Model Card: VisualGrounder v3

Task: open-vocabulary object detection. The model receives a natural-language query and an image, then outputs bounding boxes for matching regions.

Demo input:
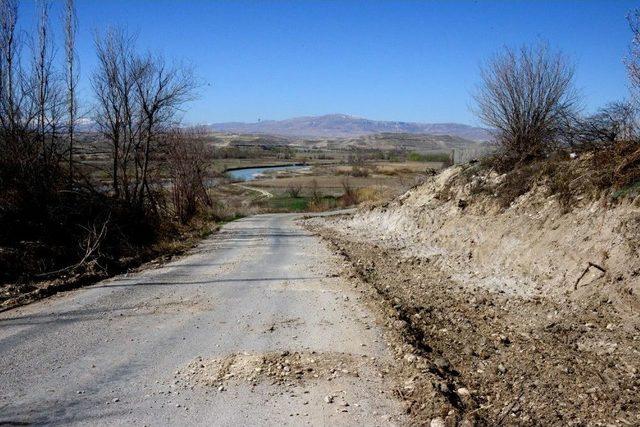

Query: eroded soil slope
[307,164,640,425]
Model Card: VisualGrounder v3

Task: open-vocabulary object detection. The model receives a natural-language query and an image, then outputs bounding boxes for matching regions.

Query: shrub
[308,196,338,212]
[350,165,370,177]
[286,184,303,198]
[310,179,322,205]
[165,130,214,224]
[340,178,359,206]
[474,44,578,165]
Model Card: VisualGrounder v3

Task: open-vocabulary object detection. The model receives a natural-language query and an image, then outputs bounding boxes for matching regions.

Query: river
[226,164,308,181]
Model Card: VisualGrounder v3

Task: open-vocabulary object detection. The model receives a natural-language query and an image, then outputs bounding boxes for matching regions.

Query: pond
[226,164,308,181]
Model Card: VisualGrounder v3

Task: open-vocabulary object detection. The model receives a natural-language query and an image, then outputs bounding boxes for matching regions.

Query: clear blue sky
[16,0,639,125]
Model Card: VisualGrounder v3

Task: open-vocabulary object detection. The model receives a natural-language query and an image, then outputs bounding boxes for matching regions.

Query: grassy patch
[408,152,452,163]
[263,194,341,213]
[268,196,309,212]
[612,180,640,199]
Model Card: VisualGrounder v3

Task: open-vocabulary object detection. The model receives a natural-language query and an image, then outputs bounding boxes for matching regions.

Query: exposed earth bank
[305,163,640,425]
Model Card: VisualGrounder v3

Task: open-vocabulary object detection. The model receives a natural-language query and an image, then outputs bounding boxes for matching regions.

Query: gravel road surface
[0,213,404,426]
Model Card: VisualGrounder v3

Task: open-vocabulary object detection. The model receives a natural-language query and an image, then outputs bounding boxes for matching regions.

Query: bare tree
[0,0,18,134]
[473,44,578,162]
[164,128,212,223]
[92,27,197,210]
[341,178,358,206]
[65,0,77,182]
[626,10,640,103]
[35,0,50,147]
[92,28,138,201]
[46,76,65,144]
[0,0,40,168]
[310,179,322,204]
[132,53,197,206]
[32,0,64,164]
[0,0,35,140]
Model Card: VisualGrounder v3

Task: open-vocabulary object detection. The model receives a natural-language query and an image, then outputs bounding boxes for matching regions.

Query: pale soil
[305,165,640,425]
[231,183,274,199]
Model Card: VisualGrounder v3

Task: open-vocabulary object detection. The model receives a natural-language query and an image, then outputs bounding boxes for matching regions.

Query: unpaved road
[0,213,404,426]
[232,183,273,199]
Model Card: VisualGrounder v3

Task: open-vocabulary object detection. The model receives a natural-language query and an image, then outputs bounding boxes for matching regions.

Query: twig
[574,262,607,290]
[34,213,110,278]
[495,389,525,426]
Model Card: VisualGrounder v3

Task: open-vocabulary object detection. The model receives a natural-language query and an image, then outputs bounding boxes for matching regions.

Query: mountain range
[207,114,492,141]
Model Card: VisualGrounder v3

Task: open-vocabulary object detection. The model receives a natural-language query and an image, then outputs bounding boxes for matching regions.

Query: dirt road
[232,183,274,199]
[0,213,404,426]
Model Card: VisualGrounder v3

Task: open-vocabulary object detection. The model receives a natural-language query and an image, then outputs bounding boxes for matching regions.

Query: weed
[340,178,359,206]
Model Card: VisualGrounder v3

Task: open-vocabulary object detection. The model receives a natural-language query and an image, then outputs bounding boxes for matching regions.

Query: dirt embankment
[306,163,640,425]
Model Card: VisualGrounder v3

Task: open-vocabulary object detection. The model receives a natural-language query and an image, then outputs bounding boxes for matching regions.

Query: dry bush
[484,153,586,210]
[474,44,578,165]
[377,169,398,176]
[340,178,359,206]
[286,184,302,198]
[567,102,638,148]
[356,186,385,203]
[209,200,246,222]
[495,164,537,208]
[350,165,370,177]
[307,179,339,212]
[0,189,162,283]
[484,151,624,211]
[164,129,213,224]
[608,141,640,188]
[310,179,322,204]
[538,156,583,212]
[308,198,337,212]
[378,167,413,177]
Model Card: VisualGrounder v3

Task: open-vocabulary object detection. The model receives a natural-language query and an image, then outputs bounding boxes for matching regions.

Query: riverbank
[223,162,308,172]
[225,163,311,181]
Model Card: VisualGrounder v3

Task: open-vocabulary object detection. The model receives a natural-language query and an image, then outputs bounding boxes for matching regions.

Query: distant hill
[207,114,492,141]
[333,132,484,152]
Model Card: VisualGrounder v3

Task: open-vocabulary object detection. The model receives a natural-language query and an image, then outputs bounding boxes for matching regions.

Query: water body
[226,164,307,181]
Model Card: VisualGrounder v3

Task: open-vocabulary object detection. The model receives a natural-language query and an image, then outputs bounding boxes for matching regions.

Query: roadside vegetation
[465,36,640,210]
[0,0,224,308]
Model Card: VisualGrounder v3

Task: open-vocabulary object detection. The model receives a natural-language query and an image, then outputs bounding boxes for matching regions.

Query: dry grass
[307,198,338,212]
[356,186,388,203]
[461,145,640,211]
[336,161,442,175]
